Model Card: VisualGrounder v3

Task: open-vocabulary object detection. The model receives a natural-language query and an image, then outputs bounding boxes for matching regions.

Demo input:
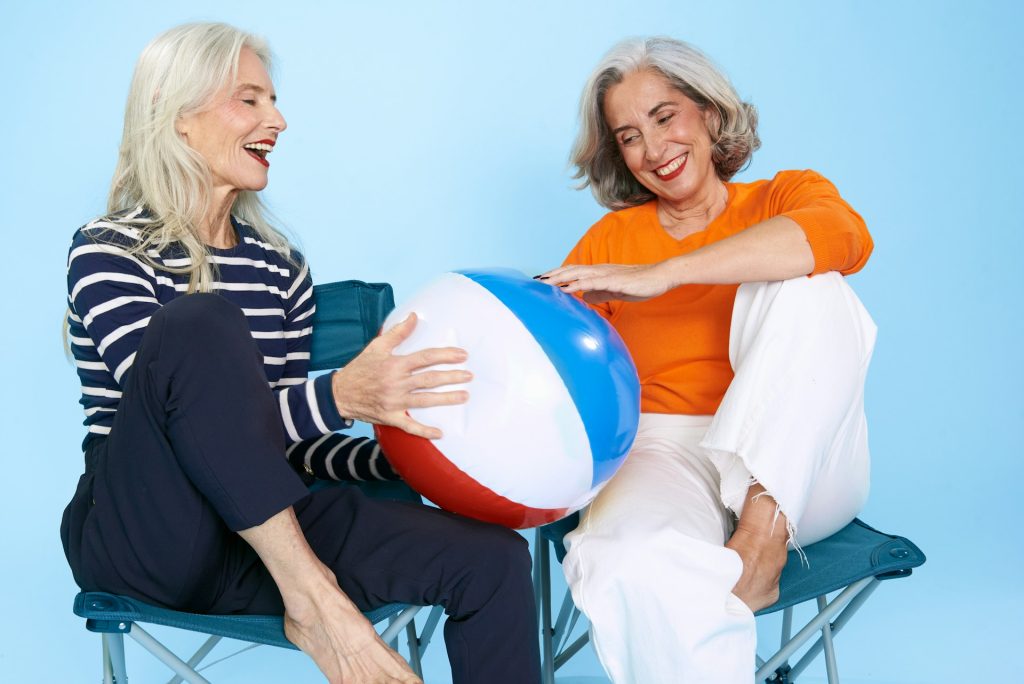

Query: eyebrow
[235,83,277,101]
[610,100,677,135]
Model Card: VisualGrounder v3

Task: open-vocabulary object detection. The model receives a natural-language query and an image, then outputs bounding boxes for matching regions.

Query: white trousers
[562,272,877,684]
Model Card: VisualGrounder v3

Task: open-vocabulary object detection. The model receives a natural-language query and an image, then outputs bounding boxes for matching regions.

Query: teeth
[656,154,686,177]
[243,142,273,153]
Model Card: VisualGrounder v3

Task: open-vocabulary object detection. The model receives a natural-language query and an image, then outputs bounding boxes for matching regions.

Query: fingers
[406,388,469,408]
[394,415,443,440]
[537,265,620,295]
[386,389,468,440]
[536,265,584,286]
[377,313,418,351]
[403,346,468,371]
[536,263,590,281]
[409,369,473,390]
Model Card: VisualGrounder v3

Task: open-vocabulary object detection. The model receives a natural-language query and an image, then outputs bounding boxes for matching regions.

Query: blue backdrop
[3,1,1020,682]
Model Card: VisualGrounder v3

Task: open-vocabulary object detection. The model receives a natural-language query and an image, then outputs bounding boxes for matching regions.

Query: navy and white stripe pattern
[67,207,399,482]
[287,434,399,481]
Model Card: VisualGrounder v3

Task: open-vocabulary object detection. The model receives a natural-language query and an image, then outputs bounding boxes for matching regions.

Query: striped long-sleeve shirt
[67,207,398,482]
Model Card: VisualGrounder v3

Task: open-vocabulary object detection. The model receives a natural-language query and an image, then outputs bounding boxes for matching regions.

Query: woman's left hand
[537,262,672,304]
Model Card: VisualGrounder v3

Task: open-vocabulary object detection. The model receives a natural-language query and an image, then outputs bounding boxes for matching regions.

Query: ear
[174,112,192,140]
[702,106,722,139]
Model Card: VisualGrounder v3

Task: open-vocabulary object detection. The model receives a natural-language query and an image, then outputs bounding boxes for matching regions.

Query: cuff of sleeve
[783,209,837,276]
[314,372,353,432]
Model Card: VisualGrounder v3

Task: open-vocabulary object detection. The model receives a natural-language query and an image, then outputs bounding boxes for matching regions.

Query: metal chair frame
[76,591,444,684]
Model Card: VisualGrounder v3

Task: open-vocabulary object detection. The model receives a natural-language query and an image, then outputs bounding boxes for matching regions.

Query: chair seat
[536,515,926,683]
[74,591,411,651]
[760,518,926,615]
[540,515,926,614]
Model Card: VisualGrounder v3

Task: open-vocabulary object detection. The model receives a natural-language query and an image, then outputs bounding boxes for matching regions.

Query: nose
[266,103,287,134]
[644,130,666,163]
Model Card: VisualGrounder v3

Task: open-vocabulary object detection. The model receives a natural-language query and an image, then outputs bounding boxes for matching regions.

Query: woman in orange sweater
[540,37,876,683]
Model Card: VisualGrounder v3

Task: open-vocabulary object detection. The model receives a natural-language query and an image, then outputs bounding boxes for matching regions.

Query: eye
[657,113,674,125]
[619,132,640,146]
[242,98,257,106]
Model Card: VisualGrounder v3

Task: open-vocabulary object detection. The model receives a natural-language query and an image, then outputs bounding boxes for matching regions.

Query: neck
[656,180,729,240]
[200,188,240,249]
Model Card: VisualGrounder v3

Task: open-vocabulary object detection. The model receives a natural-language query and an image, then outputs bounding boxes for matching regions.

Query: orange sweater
[563,169,872,416]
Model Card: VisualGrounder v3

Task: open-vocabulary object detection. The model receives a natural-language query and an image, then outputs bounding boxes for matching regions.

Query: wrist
[330,369,354,421]
[657,256,688,290]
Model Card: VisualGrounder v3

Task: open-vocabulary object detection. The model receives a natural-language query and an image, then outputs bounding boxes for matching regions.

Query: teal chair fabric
[535,515,925,684]
[308,279,395,372]
[71,280,444,684]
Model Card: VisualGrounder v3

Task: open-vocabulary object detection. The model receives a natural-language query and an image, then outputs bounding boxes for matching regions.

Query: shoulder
[729,170,843,209]
[72,206,152,250]
[68,207,161,277]
[733,168,827,192]
[584,201,658,241]
[765,170,840,197]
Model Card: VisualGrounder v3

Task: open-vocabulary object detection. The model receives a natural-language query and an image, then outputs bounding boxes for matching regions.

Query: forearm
[288,434,401,482]
[660,216,815,287]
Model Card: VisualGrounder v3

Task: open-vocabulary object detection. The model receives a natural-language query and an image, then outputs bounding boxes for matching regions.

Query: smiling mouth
[655,153,688,180]
[243,141,273,168]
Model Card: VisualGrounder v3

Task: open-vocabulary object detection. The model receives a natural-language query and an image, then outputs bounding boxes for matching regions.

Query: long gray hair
[571,37,760,210]
[109,22,294,291]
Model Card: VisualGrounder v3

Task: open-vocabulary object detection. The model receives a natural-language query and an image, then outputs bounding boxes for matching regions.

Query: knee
[151,294,251,351]
[156,293,245,329]
[452,524,533,599]
[565,528,660,593]
[469,525,532,578]
[567,527,728,599]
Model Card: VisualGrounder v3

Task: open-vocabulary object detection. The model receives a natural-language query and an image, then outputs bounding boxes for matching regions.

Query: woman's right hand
[330,313,471,439]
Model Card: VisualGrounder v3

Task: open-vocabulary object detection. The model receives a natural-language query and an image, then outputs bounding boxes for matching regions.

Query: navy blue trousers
[61,294,540,683]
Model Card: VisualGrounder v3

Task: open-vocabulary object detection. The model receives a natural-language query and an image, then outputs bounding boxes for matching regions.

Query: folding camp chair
[72,280,444,683]
[535,514,925,684]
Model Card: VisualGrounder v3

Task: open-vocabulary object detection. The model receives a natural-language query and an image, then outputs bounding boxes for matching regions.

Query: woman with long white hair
[62,22,540,683]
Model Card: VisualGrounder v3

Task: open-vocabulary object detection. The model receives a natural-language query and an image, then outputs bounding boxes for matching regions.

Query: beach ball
[374,268,640,528]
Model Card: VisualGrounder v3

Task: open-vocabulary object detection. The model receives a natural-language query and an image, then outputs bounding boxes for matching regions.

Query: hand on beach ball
[374,268,640,528]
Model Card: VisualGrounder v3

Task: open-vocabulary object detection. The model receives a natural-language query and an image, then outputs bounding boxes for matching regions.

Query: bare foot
[725,524,789,612]
[724,483,790,612]
[237,508,422,682]
[283,594,422,684]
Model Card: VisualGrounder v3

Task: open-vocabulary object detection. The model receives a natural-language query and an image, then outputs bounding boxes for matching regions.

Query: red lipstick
[655,153,687,181]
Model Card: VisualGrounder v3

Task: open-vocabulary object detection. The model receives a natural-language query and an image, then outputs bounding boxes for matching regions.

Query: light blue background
[3,1,1020,682]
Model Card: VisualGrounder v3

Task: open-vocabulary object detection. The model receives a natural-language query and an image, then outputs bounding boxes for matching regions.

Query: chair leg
[127,623,211,684]
[755,578,872,682]
[787,578,880,681]
[538,534,555,684]
[387,614,400,650]
[781,606,793,652]
[816,596,840,684]
[103,632,128,684]
[380,605,421,645]
[533,528,543,619]
[405,620,423,677]
[167,635,223,684]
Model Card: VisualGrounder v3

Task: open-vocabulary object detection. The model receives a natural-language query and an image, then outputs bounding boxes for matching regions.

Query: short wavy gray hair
[571,37,760,210]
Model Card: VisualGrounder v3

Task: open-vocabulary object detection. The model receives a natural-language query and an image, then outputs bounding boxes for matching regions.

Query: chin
[241,177,270,192]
